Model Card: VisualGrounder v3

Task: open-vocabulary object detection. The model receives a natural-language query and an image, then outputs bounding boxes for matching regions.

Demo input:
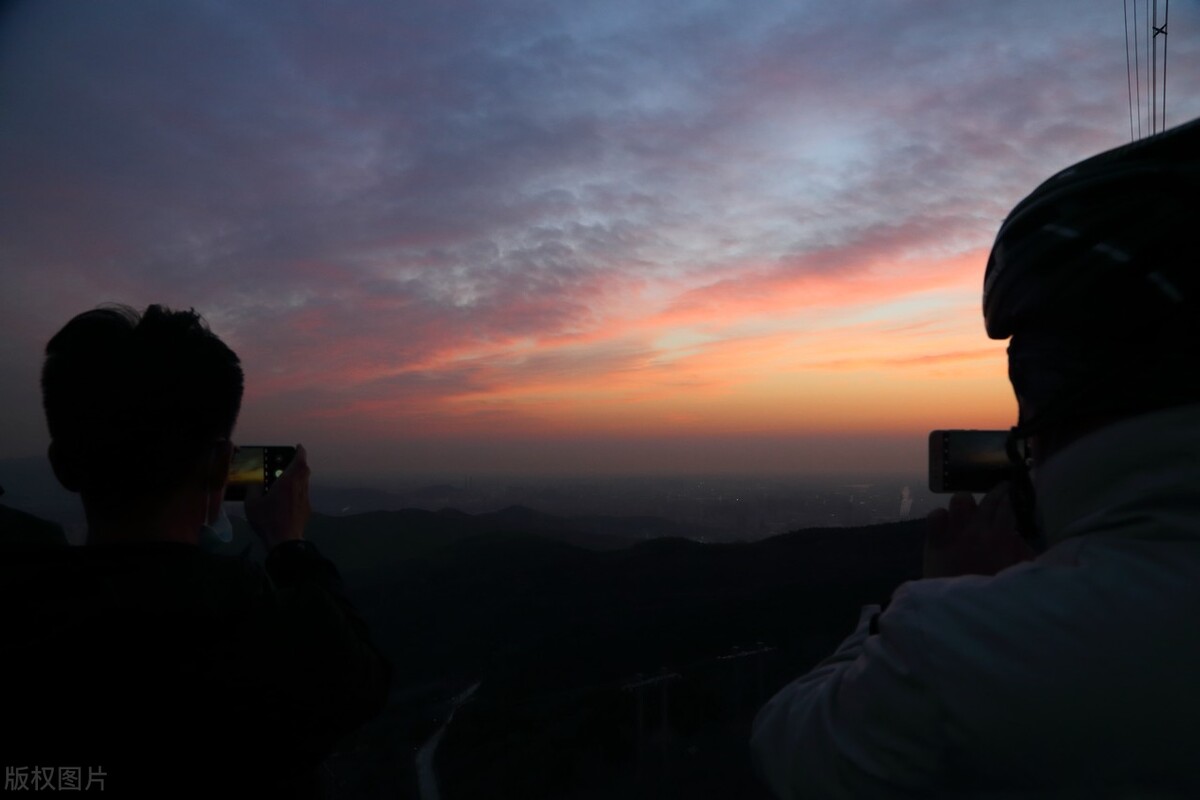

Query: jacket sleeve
[750,587,949,799]
[254,539,393,760]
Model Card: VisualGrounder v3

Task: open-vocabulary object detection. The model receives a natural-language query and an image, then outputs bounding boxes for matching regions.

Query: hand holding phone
[924,483,1036,578]
[224,446,297,501]
[243,444,310,548]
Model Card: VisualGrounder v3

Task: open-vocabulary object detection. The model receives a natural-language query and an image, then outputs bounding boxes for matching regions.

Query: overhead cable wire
[1146,0,1152,133]
[1152,0,1158,134]
[1125,0,1136,141]
[1133,0,1143,138]
[1161,0,1169,130]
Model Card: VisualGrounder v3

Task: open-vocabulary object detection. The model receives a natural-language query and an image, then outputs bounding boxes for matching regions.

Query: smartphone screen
[928,430,1013,493]
[224,445,296,501]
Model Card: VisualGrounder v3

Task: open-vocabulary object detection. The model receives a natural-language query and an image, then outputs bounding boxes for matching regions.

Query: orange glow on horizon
[244,247,1018,447]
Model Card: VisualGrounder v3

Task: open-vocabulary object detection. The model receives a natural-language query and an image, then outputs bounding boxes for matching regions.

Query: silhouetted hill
[3,501,926,798]
[316,513,925,799]
[568,513,717,542]
[0,458,83,534]
[0,503,66,546]
[300,506,640,572]
[309,485,412,515]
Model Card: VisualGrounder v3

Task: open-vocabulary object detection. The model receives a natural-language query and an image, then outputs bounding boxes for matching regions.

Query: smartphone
[224,445,296,501]
[928,430,1014,493]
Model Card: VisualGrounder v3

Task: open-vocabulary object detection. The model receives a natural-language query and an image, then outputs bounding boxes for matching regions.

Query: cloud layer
[3,0,1198,477]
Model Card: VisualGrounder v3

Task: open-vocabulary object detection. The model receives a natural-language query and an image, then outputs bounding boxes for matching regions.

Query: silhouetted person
[752,117,1200,797]
[0,305,390,797]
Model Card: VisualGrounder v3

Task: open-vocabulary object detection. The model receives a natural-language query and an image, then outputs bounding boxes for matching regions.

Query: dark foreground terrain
[297,507,924,799]
[1,503,924,799]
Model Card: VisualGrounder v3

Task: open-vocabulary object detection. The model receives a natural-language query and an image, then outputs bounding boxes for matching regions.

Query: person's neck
[84,492,202,547]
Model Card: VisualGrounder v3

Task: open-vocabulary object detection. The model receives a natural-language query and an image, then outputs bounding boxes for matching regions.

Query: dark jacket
[1,537,392,797]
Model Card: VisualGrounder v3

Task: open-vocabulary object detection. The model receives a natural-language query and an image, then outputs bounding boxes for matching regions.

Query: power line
[1152,0,1157,134]
[1160,0,1169,130]
[1125,0,1135,141]
[1145,0,1151,133]
[1127,0,1170,140]
[1133,0,1142,138]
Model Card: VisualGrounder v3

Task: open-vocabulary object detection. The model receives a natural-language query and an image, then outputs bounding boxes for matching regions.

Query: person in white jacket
[751,116,1200,799]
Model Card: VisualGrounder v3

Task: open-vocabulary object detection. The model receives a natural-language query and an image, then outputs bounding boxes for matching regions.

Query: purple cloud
[2,0,1198,472]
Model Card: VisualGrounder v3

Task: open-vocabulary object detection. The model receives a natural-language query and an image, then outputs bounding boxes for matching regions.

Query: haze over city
[3,1,1200,483]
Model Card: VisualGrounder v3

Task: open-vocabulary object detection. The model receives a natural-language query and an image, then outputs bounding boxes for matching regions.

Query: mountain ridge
[0,498,926,798]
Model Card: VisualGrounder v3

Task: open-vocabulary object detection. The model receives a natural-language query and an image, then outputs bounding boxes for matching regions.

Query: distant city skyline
[3,1,1199,479]
[0,452,942,546]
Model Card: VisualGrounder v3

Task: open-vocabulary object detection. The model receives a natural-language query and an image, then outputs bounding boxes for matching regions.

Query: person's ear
[48,441,81,493]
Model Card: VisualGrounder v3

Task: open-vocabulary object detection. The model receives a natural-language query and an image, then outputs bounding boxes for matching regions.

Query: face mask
[199,491,234,550]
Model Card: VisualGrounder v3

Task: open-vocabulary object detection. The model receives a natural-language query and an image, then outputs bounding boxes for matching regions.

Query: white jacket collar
[1034,402,1200,548]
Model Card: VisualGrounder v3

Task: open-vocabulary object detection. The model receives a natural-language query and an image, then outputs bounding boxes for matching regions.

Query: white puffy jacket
[751,403,1200,799]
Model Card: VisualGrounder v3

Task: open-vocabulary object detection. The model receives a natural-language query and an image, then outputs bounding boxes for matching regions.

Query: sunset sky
[2,1,1199,481]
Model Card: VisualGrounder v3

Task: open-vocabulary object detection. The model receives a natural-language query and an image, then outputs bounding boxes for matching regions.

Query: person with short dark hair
[1,304,391,797]
[751,117,1200,797]
[40,304,246,544]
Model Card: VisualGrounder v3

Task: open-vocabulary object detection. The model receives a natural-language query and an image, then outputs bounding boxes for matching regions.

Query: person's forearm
[751,605,879,799]
[751,585,951,799]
